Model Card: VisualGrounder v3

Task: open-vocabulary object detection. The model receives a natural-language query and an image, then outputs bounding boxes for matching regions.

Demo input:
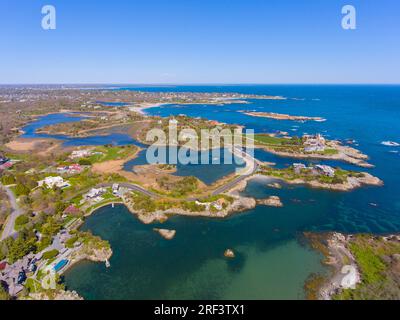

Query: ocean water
[63,203,325,300]
[30,85,400,299]
[123,146,246,185]
[21,113,138,147]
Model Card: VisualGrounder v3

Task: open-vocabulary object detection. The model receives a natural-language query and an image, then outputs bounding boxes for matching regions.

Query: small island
[153,228,176,240]
[256,196,283,207]
[242,111,326,122]
[258,164,383,191]
[224,249,236,259]
[251,133,373,168]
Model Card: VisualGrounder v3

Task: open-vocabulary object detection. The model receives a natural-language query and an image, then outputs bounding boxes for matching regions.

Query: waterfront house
[293,163,307,174]
[57,164,83,174]
[314,165,335,177]
[85,188,106,200]
[112,184,120,195]
[303,134,326,152]
[70,149,93,159]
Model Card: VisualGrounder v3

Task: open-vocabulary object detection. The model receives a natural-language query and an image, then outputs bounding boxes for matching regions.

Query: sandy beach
[129,103,169,115]
[5,138,63,155]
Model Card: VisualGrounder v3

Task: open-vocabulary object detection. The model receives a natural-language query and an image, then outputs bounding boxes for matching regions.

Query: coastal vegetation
[304,233,400,300]
[334,235,400,300]
[157,176,199,197]
[0,285,10,300]
[242,111,326,122]
[126,192,233,215]
[259,165,364,185]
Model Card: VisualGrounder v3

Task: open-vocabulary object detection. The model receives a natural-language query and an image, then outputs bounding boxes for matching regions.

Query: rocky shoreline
[277,172,383,191]
[305,232,361,300]
[256,196,283,207]
[257,142,373,168]
[153,228,176,240]
[242,111,326,122]
[122,193,256,224]
[304,232,400,300]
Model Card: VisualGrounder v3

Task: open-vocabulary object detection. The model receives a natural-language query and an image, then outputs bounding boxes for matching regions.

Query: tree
[78,158,92,166]
[42,249,59,260]
[1,174,15,185]
[15,215,29,227]
[0,285,10,300]
[6,234,36,263]
[14,184,30,197]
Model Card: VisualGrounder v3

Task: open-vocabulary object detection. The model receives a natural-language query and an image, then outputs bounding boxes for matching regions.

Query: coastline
[242,111,326,122]
[304,232,360,300]
[256,144,374,168]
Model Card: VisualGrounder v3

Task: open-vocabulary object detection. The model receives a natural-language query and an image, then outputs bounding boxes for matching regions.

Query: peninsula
[242,111,326,122]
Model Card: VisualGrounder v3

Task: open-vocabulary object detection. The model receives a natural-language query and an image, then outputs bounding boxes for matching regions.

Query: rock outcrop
[256,196,283,207]
[153,228,176,240]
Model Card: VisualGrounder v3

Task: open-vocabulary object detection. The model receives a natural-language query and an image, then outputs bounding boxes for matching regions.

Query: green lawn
[87,145,138,163]
[253,134,287,145]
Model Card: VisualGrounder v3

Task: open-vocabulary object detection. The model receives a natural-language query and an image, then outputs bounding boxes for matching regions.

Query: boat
[381,141,400,147]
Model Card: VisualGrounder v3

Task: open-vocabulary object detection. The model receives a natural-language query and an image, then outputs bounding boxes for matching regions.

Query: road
[97,182,160,198]
[0,183,23,241]
[211,146,260,196]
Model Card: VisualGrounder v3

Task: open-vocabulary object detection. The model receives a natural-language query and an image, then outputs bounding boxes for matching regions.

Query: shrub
[42,249,59,260]
[15,215,29,227]
[65,236,78,249]
[1,174,15,185]
[14,184,30,197]
[78,158,92,166]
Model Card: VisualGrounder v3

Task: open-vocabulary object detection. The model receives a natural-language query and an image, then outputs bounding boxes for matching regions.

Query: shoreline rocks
[257,143,373,168]
[153,228,176,240]
[28,290,84,301]
[224,249,235,259]
[261,173,383,192]
[242,111,326,122]
[256,196,283,207]
[304,232,361,300]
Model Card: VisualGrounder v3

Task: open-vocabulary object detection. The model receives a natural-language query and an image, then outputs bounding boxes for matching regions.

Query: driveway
[0,184,23,241]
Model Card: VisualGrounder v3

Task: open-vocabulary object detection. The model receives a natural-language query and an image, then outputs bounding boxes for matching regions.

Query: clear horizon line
[0,82,400,86]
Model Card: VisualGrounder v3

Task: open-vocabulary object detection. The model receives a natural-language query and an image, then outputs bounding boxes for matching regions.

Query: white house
[70,149,92,159]
[314,165,336,177]
[38,176,70,189]
[85,188,106,200]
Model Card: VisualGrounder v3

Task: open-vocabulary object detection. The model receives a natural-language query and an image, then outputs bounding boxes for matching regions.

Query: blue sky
[0,0,399,84]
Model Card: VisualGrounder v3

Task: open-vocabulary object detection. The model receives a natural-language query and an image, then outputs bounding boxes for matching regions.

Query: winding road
[0,183,23,241]
[97,182,160,198]
[212,146,260,196]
